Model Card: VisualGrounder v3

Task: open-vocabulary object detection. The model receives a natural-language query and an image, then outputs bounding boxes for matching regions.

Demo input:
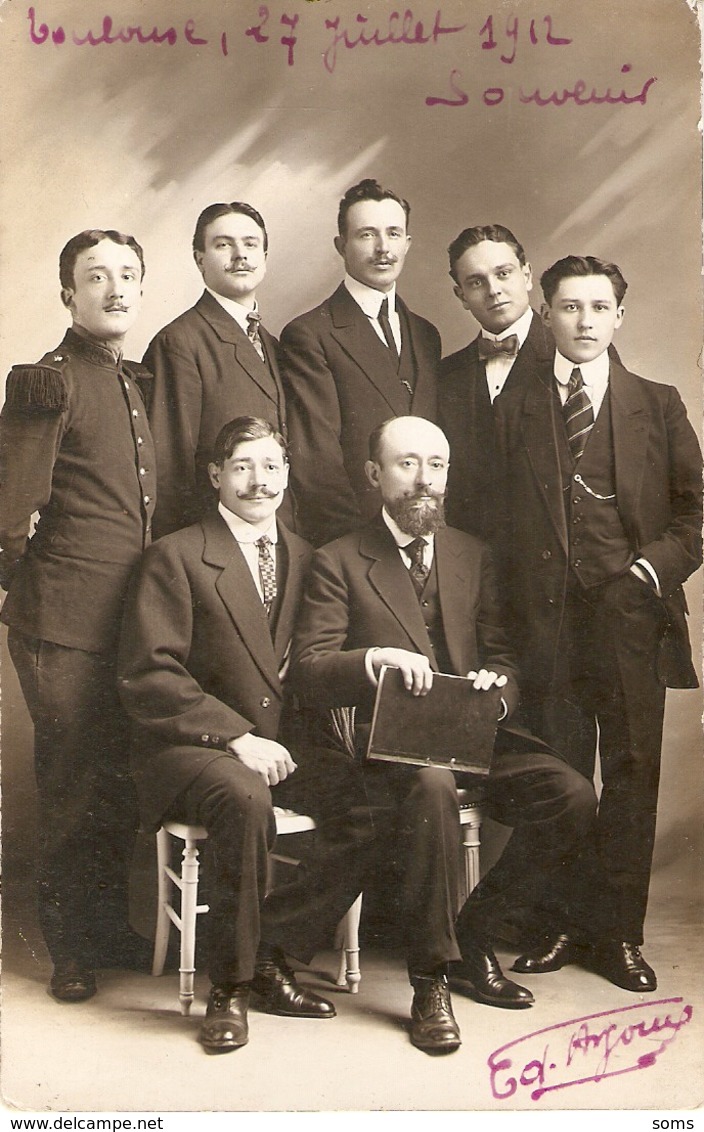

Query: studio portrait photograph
[0,0,702,1121]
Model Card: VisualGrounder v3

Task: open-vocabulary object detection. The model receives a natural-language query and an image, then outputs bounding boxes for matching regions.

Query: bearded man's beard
[387,493,446,537]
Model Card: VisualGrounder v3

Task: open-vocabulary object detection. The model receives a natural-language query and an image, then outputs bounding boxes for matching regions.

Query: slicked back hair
[541,255,628,306]
[59,229,145,290]
[193,202,269,255]
[211,416,288,467]
[448,224,526,282]
[337,179,410,237]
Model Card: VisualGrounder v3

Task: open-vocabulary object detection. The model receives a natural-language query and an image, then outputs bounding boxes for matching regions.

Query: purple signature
[488,997,693,1101]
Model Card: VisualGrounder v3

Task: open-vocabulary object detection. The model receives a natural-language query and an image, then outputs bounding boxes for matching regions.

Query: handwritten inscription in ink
[25,6,659,112]
[488,998,693,1102]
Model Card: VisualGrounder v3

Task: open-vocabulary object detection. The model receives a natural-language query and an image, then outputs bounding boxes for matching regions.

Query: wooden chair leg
[335,893,362,993]
[461,809,482,900]
[152,827,172,977]
[178,838,201,1016]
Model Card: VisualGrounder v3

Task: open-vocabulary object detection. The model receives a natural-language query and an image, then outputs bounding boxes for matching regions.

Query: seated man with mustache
[261,415,597,1056]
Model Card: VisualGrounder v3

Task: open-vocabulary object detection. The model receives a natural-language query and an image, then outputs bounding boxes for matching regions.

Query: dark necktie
[405,537,429,598]
[377,297,400,367]
[246,311,266,362]
[562,367,594,462]
[477,334,519,361]
[256,535,277,614]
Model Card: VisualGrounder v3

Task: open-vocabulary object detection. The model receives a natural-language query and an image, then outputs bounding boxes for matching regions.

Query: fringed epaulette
[123,360,154,414]
[4,363,69,414]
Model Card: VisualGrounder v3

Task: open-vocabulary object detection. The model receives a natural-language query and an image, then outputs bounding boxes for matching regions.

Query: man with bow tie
[438,224,554,543]
[144,202,290,539]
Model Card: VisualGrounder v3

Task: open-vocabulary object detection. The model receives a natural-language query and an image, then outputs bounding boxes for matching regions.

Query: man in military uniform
[0,229,156,1002]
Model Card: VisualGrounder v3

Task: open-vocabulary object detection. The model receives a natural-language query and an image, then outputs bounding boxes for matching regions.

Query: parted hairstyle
[59,229,145,290]
[192,202,269,255]
[447,224,526,282]
[211,416,288,467]
[337,179,411,237]
[540,255,628,306]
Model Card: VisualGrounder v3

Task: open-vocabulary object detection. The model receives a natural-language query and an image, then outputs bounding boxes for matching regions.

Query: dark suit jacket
[117,512,312,831]
[291,515,538,756]
[280,283,440,546]
[493,360,703,691]
[144,291,288,538]
[439,311,553,542]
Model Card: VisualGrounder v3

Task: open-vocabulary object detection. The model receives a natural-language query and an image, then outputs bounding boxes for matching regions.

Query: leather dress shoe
[199,985,250,1053]
[589,941,657,992]
[50,962,97,1003]
[511,932,577,974]
[453,944,534,1008]
[252,951,336,1018]
[410,975,461,1055]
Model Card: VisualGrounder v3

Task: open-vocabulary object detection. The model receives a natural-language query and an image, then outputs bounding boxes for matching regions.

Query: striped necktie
[246,311,266,362]
[562,367,594,462]
[405,537,429,598]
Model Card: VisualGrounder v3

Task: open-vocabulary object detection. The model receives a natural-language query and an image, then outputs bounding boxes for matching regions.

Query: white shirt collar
[218,501,279,545]
[206,287,259,336]
[553,348,610,387]
[481,305,534,345]
[344,274,397,319]
[381,506,435,551]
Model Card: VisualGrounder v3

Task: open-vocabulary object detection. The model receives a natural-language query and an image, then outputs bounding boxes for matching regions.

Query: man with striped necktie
[493,255,702,994]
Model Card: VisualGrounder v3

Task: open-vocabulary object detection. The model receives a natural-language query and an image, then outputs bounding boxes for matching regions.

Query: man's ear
[333,234,345,259]
[61,288,75,312]
[452,281,470,310]
[524,262,533,294]
[365,459,381,489]
[614,306,625,330]
[207,462,221,490]
[541,302,551,327]
[194,249,204,274]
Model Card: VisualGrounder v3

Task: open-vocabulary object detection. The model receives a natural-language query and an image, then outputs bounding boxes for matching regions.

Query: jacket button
[260,696,271,708]
[201,734,209,743]
[541,550,551,560]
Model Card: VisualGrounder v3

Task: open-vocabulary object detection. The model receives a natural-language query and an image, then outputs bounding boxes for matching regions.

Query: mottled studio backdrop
[1,0,702,905]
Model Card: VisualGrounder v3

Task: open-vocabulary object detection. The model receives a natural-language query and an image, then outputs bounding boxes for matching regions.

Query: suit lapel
[329,284,410,414]
[609,363,651,539]
[502,311,554,395]
[202,513,281,693]
[196,291,282,407]
[271,523,307,661]
[360,519,435,660]
[520,367,569,554]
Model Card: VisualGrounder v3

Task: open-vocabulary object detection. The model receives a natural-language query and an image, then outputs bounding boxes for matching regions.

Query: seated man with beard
[261,416,597,1056]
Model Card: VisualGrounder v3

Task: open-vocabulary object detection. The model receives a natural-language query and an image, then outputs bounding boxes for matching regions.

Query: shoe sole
[200,1037,249,1053]
[410,1036,461,1054]
[450,979,534,1009]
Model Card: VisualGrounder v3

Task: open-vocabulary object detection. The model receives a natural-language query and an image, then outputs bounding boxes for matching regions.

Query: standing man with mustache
[0,229,156,1001]
[280,179,440,547]
[144,202,290,539]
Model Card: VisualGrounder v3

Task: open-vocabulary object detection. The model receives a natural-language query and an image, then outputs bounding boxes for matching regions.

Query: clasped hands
[370,647,508,698]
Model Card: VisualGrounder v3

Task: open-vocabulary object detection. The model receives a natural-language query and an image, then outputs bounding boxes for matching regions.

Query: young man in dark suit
[438,224,553,542]
[144,202,289,538]
[118,417,368,1054]
[0,229,156,1002]
[494,256,703,991]
[280,179,441,546]
[274,415,597,1055]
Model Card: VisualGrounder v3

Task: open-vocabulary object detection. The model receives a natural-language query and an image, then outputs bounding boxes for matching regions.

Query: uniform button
[143,495,151,504]
[573,495,582,504]
[139,467,147,476]
[572,516,581,524]
[201,734,209,743]
[574,559,582,568]
[260,696,271,708]
[137,436,144,445]
[421,601,429,607]
[548,598,555,605]
[541,550,552,560]
[132,409,139,417]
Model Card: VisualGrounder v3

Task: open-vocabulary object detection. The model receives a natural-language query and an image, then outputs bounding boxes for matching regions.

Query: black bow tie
[477,334,519,361]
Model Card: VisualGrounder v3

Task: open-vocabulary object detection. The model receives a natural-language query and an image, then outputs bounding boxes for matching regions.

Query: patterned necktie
[256,535,277,614]
[477,334,519,361]
[246,311,266,362]
[562,367,594,462]
[377,297,400,367]
[406,537,429,598]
